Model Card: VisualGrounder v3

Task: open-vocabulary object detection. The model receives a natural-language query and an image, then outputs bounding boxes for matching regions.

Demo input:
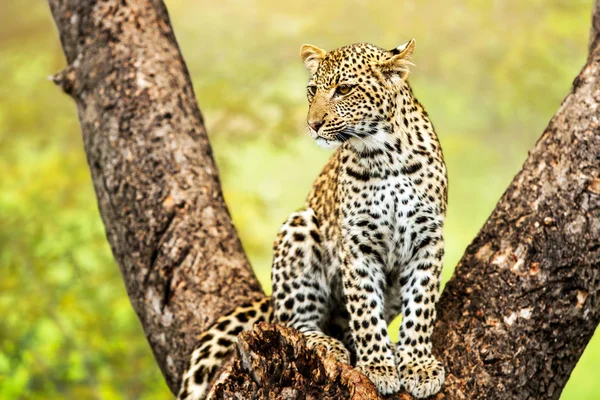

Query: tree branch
[48,0,600,399]
[47,0,264,392]
[209,323,390,400]
[432,2,600,396]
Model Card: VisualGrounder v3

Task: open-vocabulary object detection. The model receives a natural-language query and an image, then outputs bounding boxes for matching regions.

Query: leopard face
[300,41,415,149]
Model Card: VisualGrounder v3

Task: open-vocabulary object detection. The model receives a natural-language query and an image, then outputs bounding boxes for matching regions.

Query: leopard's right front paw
[356,363,402,395]
[304,332,351,364]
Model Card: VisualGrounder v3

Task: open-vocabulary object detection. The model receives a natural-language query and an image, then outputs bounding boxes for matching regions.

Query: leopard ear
[379,39,416,82]
[300,44,326,75]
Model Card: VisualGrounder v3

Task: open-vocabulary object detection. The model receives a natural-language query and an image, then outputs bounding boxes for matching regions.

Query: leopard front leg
[271,209,350,364]
[340,243,400,395]
[396,219,445,398]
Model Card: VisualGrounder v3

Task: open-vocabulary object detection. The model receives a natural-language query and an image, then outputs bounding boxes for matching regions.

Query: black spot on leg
[284,298,295,310]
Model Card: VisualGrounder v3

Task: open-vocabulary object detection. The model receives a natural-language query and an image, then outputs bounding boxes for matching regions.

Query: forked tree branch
[48,0,600,399]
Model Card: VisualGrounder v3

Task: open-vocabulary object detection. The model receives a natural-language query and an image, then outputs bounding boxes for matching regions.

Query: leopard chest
[335,165,436,273]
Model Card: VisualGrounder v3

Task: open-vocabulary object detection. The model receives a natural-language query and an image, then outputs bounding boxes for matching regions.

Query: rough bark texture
[208,323,391,400]
[49,0,600,399]
[431,36,600,400]
[47,0,264,393]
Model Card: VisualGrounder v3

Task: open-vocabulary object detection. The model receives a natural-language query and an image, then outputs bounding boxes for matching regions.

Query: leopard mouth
[313,132,351,149]
[314,134,348,149]
[313,127,353,142]
[311,124,365,147]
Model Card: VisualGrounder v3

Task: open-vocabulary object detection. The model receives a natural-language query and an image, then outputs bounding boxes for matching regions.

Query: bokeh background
[1,0,598,398]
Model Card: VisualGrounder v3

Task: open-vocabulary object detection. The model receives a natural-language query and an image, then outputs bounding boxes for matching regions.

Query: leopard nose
[308,120,324,132]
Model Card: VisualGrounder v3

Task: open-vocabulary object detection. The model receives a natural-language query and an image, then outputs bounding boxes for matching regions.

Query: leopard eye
[335,84,353,96]
[307,85,317,97]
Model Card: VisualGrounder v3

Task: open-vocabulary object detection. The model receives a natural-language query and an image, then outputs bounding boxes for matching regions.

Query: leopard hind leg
[271,209,350,364]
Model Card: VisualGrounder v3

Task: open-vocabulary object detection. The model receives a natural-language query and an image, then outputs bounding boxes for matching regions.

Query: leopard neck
[340,82,439,174]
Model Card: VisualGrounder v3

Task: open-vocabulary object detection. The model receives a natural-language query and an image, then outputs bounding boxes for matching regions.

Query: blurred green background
[1,0,598,398]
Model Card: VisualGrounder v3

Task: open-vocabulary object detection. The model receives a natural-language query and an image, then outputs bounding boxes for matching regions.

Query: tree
[47,0,600,398]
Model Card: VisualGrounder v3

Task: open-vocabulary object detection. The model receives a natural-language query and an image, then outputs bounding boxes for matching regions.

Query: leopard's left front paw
[395,347,445,398]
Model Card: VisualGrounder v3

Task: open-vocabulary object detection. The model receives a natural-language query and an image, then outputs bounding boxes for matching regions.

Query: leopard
[178,39,447,400]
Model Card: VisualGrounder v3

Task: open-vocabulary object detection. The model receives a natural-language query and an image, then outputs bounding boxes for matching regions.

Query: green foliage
[0,0,597,398]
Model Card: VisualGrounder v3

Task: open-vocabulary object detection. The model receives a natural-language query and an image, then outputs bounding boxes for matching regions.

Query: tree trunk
[47,0,264,393]
[431,39,600,400]
[48,1,600,399]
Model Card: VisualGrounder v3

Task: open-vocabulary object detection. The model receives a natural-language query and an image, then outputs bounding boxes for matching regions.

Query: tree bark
[47,0,264,393]
[48,0,600,399]
[431,37,600,400]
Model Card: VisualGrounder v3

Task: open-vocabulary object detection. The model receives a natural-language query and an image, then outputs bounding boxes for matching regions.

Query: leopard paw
[304,332,351,364]
[356,362,402,395]
[396,348,445,398]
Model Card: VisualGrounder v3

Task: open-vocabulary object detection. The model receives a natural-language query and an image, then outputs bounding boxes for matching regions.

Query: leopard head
[300,40,415,149]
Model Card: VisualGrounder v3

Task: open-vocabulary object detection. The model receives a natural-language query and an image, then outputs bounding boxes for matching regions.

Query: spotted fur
[177,298,272,400]
[178,39,447,399]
